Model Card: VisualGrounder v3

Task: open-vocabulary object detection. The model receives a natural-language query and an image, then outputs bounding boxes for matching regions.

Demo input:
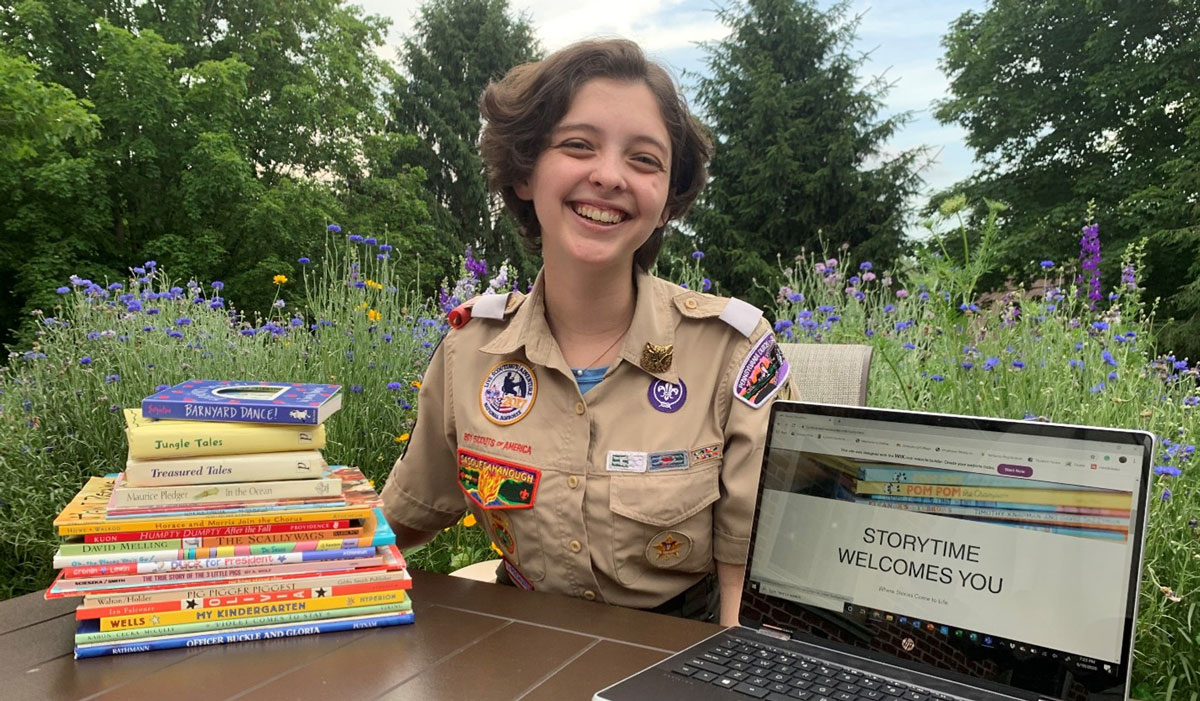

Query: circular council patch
[645,530,693,568]
[480,361,537,425]
[488,511,519,564]
[647,378,687,413]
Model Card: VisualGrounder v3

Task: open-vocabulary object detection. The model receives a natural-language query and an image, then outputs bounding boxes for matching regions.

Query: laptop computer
[596,401,1153,701]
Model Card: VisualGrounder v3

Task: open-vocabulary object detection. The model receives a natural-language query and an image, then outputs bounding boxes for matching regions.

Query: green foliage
[688,0,926,310]
[384,0,542,280]
[0,1,424,351]
[935,0,1200,360]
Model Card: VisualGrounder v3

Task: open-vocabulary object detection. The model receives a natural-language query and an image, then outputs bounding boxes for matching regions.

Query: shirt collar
[479,267,680,383]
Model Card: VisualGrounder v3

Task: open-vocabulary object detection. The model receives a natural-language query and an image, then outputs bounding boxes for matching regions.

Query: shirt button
[567,475,579,489]
[568,539,582,553]
[574,402,585,415]
[583,590,596,601]
[685,298,698,310]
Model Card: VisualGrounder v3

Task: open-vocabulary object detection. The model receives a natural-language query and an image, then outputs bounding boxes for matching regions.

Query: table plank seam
[512,638,601,701]
[222,628,376,701]
[431,603,681,653]
[371,618,517,700]
[76,650,206,701]
[0,611,76,639]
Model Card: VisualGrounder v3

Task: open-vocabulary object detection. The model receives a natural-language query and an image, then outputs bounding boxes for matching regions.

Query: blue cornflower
[167,330,184,338]
[692,251,705,260]
[1174,359,1189,371]
[1101,350,1118,366]
[702,278,712,292]
[175,318,192,326]
[849,275,862,285]
[1011,360,1026,369]
[348,234,364,243]
[1074,342,1084,351]
[774,320,793,332]
[387,382,402,391]
[383,333,393,342]
[377,253,389,261]
[400,401,412,410]
[354,281,366,288]
[380,244,393,253]
[105,374,120,383]
[1069,359,1084,369]
[108,282,123,291]
[860,261,873,271]
[241,328,257,336]
[328,224,341,233]
[1162,488,1172,501]
[211,281,224,290]
[828,315,841,322]
[1040,260,1054,269]
[87,331,100,340]
[273,299,285,308]
[961,361,974,370]
[788,293,803,302]
[903,343,916,350]
[56,286,70,294]
[883,304,895,314]
[865,329,874,338]
[982,357,999,371]
[351,385,363,393]
[1185,396,1199,407]
[818,305,835,314]
[1092,321,1109,331]
[298,257,310,265]
[79,356,92,366]
[142,325,155,332]
[1090,382,1106,393]
[364,237,377,245]
[853,291,865,301]
[132,266,145,275]
[918,291,930,302]
[930,375,945,382]
[144,260,156,269]
[209,299,224,309]
[1108,371,1118,380]
[290,317,303,327]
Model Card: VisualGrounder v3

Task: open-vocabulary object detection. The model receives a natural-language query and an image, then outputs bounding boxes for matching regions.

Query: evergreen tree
[689,0,924,306]
[386,0,541,278]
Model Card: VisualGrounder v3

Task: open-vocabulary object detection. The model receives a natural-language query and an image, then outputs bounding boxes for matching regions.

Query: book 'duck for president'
[46,380,414,659]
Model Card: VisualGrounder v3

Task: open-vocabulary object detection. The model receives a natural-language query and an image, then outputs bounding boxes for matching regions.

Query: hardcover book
[141,380,342,425]
[109,470,341,509]
[123,409,326,460]
[124,450,328,487]
[79,567,410,607]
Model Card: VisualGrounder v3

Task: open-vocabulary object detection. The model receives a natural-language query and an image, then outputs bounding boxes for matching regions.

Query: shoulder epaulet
[674,291,762,338]
[448,291,526,329]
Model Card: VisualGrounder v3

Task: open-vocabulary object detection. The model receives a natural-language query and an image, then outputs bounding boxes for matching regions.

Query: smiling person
[380,39,794,626]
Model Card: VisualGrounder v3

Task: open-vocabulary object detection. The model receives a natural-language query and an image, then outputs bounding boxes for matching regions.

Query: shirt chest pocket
[608,463,721,585]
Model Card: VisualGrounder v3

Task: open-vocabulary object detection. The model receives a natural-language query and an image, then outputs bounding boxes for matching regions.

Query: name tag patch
[480,361,537,425]
[734,332,790,409]
[691,443,723,464]
[607,451,647,473]
[457,449,540,509]
[648,450,690,472]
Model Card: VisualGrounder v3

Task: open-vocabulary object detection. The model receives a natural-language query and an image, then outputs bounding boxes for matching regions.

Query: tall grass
[0,212,1195,697]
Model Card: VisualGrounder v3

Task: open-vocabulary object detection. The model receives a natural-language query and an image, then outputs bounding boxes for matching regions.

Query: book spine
[82,570,410,607]
[856,482,1130,508]
[62,547,376,577]
[68,528,365,553]
[82,520,355,542]
[123,451,327,487]
[126,421,326,461]
[99,589,407,630]
[47,558,389,596]
[76,601,410,643]
[141,398,322,425]
[79,578,407,619]
[57,533,395,568]
[57,506,376,535]
[110,476,341,508]
[74,611,413,658]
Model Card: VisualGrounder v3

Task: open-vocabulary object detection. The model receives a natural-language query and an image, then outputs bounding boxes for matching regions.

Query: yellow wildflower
[355,301,368,311]
[394,433,410,443]
[411,380,422,390]
[491,542,503,556]
[366,279,383,291]
[462,513,477,528]
[368,309,381,322]
[273,274,288,285]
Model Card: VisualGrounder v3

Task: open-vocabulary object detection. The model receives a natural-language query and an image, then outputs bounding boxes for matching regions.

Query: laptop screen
[744,402,1152,700]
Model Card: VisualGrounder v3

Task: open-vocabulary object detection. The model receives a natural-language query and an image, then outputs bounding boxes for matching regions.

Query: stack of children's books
[45,380,413,659]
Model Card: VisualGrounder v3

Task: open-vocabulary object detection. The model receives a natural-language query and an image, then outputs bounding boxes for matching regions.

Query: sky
[357,0,989,215]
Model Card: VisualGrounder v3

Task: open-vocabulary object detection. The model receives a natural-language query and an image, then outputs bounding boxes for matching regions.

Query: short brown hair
[479,39,712,270]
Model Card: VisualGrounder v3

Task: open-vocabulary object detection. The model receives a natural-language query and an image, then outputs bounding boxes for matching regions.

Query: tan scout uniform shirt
[381,268,791,609]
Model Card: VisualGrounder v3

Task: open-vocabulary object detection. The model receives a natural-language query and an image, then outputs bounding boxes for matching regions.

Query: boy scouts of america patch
[646,530,692,567]
[733,332,790,409]
[457,448,540,509]
[480,360,536,425]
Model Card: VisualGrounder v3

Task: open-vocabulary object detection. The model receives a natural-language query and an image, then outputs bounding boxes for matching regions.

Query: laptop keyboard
[669,636,959,701]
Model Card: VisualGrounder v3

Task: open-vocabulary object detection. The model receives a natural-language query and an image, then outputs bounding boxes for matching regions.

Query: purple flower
[818,305,835,314]
[883,304,895,314]
[298,257,310,265]
[1102,350,1118,366]
[1040,260,1054,269]
[692,251,705,260]
[328,224,341,233]
[774,320,793,332]
[903,343,916,350]
[273,299,285,308]
[1185,396,1199,407]
[896,289,908,299]
[1161,488,1172,501]
[1077,223,1102,306]
[209,298,224,309]
[155,384,170,391]
[56,286,70,294]
[930,375,945,382]
[167,329,184,338]
[1107,371,1118,381]
[1011,360,1026,369]
[918,291,929,302]
[350,385,363,393]
[380,244,393,253]
[1092,321,1109,331]
[1154,465,1182,477]
[1121,264,1137,290]
[79,356,92,366]
[859,261,873,271]
[1090,382,1106,393]
[383,333,393,342]
[982,357,999,371]
[1069,359,1084,369]
[787,292,804,302]
[107,282,123,291]
[365,237,377,245]
[348,234,364,243]
[144,260,156,269]
[961,361,974,370]
[377,253,389,261]
[175,318,192,326]
[241,328,257,336]
[105,374,120,383]
[132,266,145,275]
[211,281,224,290]
[702,278,712,292]
[387,382,402,391]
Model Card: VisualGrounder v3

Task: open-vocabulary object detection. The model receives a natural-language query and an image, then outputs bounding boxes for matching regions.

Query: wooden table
[1,569,721,700]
